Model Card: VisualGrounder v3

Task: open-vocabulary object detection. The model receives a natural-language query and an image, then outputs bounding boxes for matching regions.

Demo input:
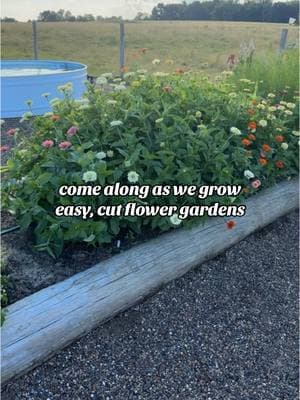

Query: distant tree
[1,17,17,22]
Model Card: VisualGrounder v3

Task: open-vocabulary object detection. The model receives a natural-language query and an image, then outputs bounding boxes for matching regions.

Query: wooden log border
[1,179,299,384]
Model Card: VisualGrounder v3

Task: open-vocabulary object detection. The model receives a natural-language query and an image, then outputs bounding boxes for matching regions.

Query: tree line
[150,1,299,23]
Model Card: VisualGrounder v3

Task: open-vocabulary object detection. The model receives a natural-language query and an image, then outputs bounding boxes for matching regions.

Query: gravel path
[2,211,299,400]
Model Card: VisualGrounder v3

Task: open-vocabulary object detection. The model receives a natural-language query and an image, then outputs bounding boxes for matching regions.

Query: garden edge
[1,178,299,384]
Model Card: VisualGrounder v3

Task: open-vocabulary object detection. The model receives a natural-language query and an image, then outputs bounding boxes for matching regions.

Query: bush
[2,72,299,257]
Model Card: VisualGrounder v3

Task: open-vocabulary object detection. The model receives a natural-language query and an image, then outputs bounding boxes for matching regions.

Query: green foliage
[1,254,8,325]
[2,72,299,257]
[229,50,299,100]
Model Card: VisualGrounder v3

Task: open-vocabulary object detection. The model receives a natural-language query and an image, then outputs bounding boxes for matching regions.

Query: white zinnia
[281,142,289,150]
[286,103,296,109]
[230,127,241,136]
[96,151,106,160]
[244,170,255,179]
[258,120,267,127]
[170,214,182,226]
[83,171,97,182]
[292,131,300,136]
[110,120,123,127]
[127,171,139,183]
[152,59,160,65]
[285,110,293,116]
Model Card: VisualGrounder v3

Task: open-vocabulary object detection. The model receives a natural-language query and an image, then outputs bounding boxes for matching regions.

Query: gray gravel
[2,211,299,400]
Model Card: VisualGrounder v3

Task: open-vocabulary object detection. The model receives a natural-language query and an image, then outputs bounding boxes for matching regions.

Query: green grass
[228,50,299,97]
[2,21,299,75]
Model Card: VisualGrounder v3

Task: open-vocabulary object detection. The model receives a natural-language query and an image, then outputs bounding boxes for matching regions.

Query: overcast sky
[1,0,180,21]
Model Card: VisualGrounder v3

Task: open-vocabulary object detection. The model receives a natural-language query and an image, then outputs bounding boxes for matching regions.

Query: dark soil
[1,211,159,304]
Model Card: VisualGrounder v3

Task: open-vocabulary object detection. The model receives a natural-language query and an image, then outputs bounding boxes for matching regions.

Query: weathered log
[1,179,299,383]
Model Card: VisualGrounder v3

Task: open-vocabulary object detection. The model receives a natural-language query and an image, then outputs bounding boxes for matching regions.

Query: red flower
[251,179,261,189]
[51,115,60,121]
[259,157,268,166]
[6,128,17,136]
[248,121,257,131]
[275,160,284,169]
[42,139,54,148]
[59,141,72,150]
[226,220,236,230]
[0,145,10,152]
[262,144,272,153]
[248,133,256,141]
[241,138,252,146]
[275,135,284,143]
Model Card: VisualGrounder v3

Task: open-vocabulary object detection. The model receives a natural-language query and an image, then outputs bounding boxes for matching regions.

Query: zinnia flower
[107,150,114,157]
[226,220,236,230]
[286,102,295,109]
[51,115,60,121]
[248,134,256,141]
[170,214,182,226]
[241,139,252,146]
[59,141,72,150]
[258,120,267,127]
[275,135,284,142]
[42,139,54,148]
[281,142,288,150]
[248,121,257,130]
[83,171,97,182]
[262,144,271,153]
[251,179,261,189]
[0,145,10,152]
[230,127,241,136]
[285,110,293,116]
[67,126,79,136]
[275,160,284,169]
[292,131,300,136]
[96,151,106,160]
[6,128,18,136]
[244,170,255,179]
[110,120,123,127]
[128,171,139,183]
[259,157,268,166]
[152,59,160,65]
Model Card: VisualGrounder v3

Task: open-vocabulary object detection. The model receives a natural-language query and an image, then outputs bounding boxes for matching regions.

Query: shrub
[2,73,299,257]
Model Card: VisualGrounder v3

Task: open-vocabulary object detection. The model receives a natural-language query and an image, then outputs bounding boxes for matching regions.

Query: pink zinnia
[6,128,17,136]
[251,179,261,189]
[42,139,54,148]
[0,145,10,152]
[66,126,79,136]
[59,141,72,150]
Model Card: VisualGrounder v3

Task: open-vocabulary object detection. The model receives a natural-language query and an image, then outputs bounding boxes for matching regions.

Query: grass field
[2,21,299,76]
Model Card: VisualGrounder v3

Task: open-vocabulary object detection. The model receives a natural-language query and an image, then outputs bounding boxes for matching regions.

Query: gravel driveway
[2,210,299,400]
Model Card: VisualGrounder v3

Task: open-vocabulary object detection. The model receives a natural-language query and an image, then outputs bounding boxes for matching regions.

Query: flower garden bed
[1,68,299,383]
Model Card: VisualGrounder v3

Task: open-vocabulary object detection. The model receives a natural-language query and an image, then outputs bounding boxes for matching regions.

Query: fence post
[119,21,125,77]
[32,20,38,59]
[279,28,288,53]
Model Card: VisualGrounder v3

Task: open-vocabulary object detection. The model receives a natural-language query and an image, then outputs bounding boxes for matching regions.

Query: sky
[1,0,180,21]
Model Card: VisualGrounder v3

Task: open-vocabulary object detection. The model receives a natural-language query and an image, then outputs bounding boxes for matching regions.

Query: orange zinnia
[252,99,258,105]
[243,187,249,193]
[248,133,256,141]
[241,139,252,146]
[248,121,257,130]
[275,160,284,169]
[259,157,268,166]
[175,67,184,74]
[262,144,272,153]
[275,135,284,143]
[121,66,129,73]
[226,220,236,230]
